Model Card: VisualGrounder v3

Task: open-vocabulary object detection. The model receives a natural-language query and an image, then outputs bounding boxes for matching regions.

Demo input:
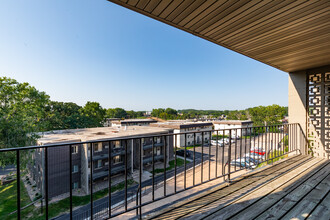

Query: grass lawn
[152,158,190,174]
[0,179,31,219]
[3,179,136,220]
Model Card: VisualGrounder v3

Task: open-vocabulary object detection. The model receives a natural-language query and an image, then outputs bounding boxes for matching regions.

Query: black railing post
[234,129,237,171]
[222,130,225,181]
[164,135,167,197]
[228,129,231,182]
[125,139,128,212]
[175,134,177,192]
[265,127,268,162]
[240,128,242,170]
[69,145,73,220]
[253,127,256,168]
[250,127,252,167]
[139,138,142,219]
[152,137,155,201]
[108,141,111,218]
[244,128,247,166]
[45,147,49,220]
[90,143,93,220]
[209,131,211,180]
[16,149,20,220]
[193,132,196,186]
[201,131,204,183]
[184,133,187,190]
[216,130,218,178]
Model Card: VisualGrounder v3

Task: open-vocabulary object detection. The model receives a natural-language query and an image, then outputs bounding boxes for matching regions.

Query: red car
[250,148,266,155]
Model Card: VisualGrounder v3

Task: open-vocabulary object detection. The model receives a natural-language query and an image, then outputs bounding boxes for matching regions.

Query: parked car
[250,147,266,155]
[243,155,261,165]
[245,153,265,161]
[218,140,224,147]
[211,140,218,145]
[211,140,224,147]
[223,138,229,144]
[229,158,256,169]
[176,149,191,157]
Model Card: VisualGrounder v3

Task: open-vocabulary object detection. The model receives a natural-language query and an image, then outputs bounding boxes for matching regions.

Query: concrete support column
[288,70,307,155]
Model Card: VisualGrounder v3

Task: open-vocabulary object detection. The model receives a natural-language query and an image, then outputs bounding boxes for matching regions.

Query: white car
[230,158,256,169]
[211,140,218,145]
[223,138,229,144]
[211,140,224,147]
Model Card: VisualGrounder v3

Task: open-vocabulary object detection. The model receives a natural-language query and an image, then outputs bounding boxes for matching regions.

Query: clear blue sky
[0,0,288,111]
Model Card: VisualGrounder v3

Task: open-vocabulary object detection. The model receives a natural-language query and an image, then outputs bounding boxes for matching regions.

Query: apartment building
[212,120,253,137]
[30,126,173,198]
[111,119,157,127]
[150,121,213,148]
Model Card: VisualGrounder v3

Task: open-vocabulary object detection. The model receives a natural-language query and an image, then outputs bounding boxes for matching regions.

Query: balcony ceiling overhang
[107,0,330,73]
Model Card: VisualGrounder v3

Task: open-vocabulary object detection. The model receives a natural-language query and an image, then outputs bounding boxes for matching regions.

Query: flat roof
[150,122,213,130]
[107,0,330,72]
[37,126,173,145]
[121,119,157,123]
[213,120,253,125]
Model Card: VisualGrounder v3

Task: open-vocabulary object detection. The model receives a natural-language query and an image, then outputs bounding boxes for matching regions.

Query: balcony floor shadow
[145,155,330,220]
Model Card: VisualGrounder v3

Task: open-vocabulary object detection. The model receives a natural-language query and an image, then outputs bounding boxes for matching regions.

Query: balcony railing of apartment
[0,123,307,220]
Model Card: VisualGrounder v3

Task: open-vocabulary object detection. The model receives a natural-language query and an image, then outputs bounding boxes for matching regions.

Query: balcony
[92,166,127,181]
[143,142,164,150]
[2,124,327,220]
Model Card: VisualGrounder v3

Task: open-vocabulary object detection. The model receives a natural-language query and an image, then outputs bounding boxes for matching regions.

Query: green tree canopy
[248,105,287,126]
[80,101,106,127]
[106,107,127,119]
[44,101,96,130]
[0,77,50,166]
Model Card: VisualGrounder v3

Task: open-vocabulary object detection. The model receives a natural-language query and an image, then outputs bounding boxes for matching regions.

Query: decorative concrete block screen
[308,71,330,159]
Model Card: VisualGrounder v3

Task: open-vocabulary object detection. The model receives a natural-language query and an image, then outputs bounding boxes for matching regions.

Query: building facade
[30,126,173,198]
[150,121,213,148]
[212,120,253,137]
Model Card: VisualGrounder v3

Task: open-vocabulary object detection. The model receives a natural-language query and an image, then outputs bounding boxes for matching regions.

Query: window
[72,182,78,189]
[113,155,122,164]
[93,143,102,152]
[72,145,78,154]
[72,165,78,173]
[96,160,102,169]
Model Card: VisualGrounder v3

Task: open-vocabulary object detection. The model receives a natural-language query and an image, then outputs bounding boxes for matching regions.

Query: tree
[80,102,106,127]
[248,105,287,126]
[44,101,93,130]
[106,108,127,119]
[0,77,50,166]
[151,108,165,118]
[227,110,248,120]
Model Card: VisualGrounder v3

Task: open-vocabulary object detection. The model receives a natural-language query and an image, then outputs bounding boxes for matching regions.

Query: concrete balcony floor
[139,155,330,220]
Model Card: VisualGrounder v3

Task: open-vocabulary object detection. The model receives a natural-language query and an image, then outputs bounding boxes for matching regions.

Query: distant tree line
[226,105,288,126]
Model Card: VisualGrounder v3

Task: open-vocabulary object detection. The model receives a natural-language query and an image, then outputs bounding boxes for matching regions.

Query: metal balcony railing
[0,123,307,220]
